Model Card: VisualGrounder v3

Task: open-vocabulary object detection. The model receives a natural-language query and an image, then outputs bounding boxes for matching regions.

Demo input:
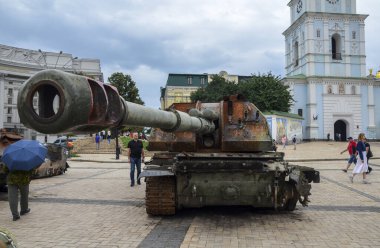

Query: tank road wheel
[145,176,176,215]
[283,183,300,211]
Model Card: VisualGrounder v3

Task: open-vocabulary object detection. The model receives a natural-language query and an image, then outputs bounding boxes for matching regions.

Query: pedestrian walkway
[71,141,380,163]
[1,141,379,247]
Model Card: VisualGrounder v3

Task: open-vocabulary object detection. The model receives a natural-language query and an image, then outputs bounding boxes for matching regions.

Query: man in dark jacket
[127,132,145,187]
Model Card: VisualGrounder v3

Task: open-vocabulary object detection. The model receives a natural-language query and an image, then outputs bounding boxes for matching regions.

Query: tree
[237,73,294,112]
[108,72,144,105]
[190,72,294,112]
[190,75,238,102]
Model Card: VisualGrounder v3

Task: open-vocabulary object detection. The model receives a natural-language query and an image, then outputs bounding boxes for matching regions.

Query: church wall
[349,22,360,36]
[360,85,369,134]
[323,94,362,139]
[374,86,380,137]
[313,21,324,36]
[346,0,354,14]
[331,63,345,77]
[316,84,324,139]
[293,84,308,136]
[315,1,321,12]
[314,55,325,76]
[351,64,361,77]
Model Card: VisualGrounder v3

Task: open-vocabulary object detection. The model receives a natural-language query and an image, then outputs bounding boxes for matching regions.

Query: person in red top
[340,137,357,172]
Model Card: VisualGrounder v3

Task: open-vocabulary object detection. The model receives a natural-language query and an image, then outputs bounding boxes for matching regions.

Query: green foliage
[238,73,294,112]
[69,153,80,158]
[120,136,148,150]
[108,72,144,105]
[190,73,294,112]
[191,75,238,102]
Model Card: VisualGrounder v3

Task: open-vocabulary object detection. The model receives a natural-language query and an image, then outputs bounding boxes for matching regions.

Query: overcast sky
[0,0,379,108]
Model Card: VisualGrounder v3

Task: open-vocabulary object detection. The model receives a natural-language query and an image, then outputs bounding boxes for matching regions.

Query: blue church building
[282,0,379,140]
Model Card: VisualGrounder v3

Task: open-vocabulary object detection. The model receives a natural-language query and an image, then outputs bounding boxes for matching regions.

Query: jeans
[130,157,141,185]
[8,184,29,218]
[348,154,357,164]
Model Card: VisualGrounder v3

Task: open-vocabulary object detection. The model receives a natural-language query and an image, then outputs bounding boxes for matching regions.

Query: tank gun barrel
[17,69,216,134]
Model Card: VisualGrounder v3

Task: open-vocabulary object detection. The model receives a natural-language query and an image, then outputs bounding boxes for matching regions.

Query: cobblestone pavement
[1,142,380,247]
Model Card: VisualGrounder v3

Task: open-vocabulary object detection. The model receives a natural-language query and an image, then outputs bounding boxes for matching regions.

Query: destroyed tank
[32,143,69,179]
[0,129,68,190]
[0,130,23,191]
[17,69,320,215]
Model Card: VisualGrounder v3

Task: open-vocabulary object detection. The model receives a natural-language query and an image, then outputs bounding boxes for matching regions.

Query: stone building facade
[0,44,103,139]
[160,71,252,109]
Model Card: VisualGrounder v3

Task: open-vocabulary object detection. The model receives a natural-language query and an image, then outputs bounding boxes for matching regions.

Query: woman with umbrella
[1,136,47,221]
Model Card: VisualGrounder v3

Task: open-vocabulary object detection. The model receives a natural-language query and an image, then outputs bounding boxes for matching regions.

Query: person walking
[340,137,357,173]
[4,166,33,221]
[95,133,100,150]
[349,133,369,184]
[107,130,111,145]
[272,139,278,152]
[281,135,287,149]
[364,138,373,174]
[292,135,297,150]
[127,132,144,187]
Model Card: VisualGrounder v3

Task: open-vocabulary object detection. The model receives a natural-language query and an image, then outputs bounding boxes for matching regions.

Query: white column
[306,82,319,139]
[352,0,357,14]
[288,83,295,112]
[306,19,314,76]
[367,83,376,138]
[0,74,4,129]
[359,22,366,77]
[344,21,351,77]
[323,20,330,76]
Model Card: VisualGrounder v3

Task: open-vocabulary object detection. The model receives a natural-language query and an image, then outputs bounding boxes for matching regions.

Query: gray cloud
[0,0,379,107]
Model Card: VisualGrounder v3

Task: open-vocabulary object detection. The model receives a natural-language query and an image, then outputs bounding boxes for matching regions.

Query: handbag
[367,149,373,158]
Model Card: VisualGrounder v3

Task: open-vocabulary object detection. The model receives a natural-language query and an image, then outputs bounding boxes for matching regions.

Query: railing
[332,53,342,60]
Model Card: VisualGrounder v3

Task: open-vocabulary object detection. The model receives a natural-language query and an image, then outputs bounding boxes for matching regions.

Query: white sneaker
[349,176,353,183]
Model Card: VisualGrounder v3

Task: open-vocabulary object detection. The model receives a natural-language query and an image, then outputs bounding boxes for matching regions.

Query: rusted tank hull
[142,152,319,215]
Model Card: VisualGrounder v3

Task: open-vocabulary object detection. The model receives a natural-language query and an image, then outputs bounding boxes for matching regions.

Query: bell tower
[282,0,373,140]
[283,0,367,78]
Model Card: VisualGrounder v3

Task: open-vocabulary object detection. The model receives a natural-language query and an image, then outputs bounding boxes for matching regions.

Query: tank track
[145,176,176,215]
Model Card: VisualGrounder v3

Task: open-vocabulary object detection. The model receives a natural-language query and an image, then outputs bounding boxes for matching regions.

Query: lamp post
[54,51,63,69]
[38,49,48,68]
[62,56,78,71]
[114,127,120,160]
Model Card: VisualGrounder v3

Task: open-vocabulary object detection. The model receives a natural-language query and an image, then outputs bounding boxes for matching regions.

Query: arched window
[351,85,356,95]
[294,41,299,66]
[332,34,342,60]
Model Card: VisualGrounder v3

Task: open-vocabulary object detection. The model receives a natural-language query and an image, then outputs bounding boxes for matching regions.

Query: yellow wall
[161,86,199,109]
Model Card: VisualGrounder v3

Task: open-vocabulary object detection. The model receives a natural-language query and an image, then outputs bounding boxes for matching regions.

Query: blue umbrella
[2,140,47,171]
